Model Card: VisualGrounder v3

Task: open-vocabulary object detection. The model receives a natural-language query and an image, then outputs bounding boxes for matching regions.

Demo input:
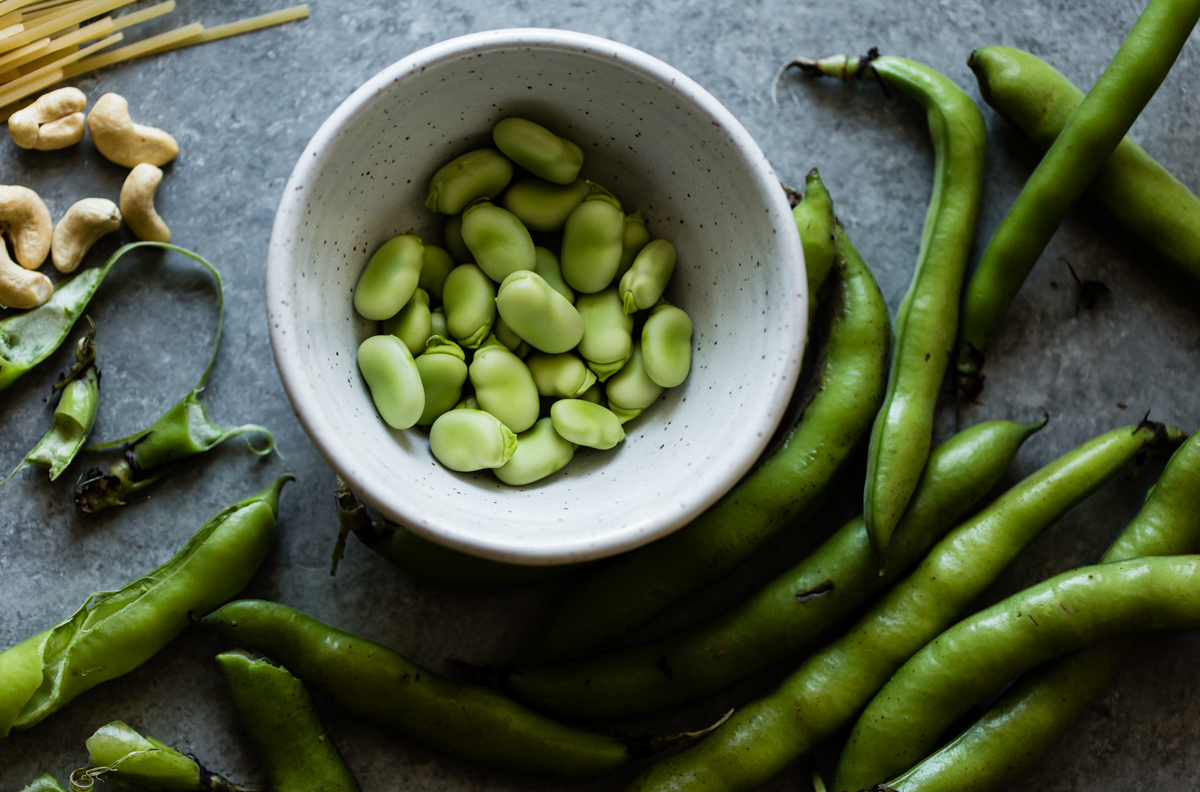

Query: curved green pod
[620,239,676,314]
[550,400,625,450]
[526,352,596,398]
[469,336,540,433]
[530,224,889,661]
[615,211,651,282]
[792,168,837,328]
[443,215,472,264]
[641,300,692,387]
[461,198,536,282]
[429,306,448,340]
[492,314,530,358]
[495,271,584,354]
[429,409,517,471]
[575,287,633,381]
[358,335,424,430]
[414,336,468,426]
[353,234,424,321]
[495,417,577,486]
[493,118,584,185]
[81,720,248,791]
[441,263,496,349]
[426,148,513,215]
[219,651,361,792]
[604,345,662,423]
[561,183,625,293]
[502,176,590,232]
[419,244,456,301]
[534,245,574,304]
[382,287,432,356]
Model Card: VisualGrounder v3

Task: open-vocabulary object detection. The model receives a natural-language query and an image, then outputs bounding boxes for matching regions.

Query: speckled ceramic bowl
[267,28,805,564]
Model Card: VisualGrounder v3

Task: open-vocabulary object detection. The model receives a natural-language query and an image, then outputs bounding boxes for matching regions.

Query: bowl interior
[269,30,804,564]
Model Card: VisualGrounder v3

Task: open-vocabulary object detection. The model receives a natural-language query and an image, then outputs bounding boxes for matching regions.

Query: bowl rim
[266,27,806,565]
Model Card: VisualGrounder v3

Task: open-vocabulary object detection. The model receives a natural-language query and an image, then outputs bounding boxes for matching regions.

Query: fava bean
[496,417,577,485]
[443,215,472,264]
[503,176,590,232]
[526,352,596,398]
[620,239,676,314]
[429,409,517,471]
[353,233,424,322]
[561,182,625,293]
[493,118,584,185]
[382,287,432,356]
[469,336,540,433]
[550,399,625,450]
[791,168,837,328]
[641,299,692,387]
[604,345,662,422]
[80,720,247,791]
[616,211,651,282]
[493,314,530,358]
[454,393,479,411]
[579,383,604,405]
[534,245,574,303]
[426,148,513,215]
[419,244,456,301]
[429,306,448,339]
[576,288,633,381]
[357,335,424,430]
[442,263,496,349]
[495,271,584,354]
[461,198,536,282]
[414,336,468,426]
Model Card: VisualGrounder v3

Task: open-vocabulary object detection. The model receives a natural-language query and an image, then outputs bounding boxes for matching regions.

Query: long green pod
[531,224,889,660]
[78,720,250,791]
[954,0,1200,398]
[968,46,1200,289]
[219,650,361,792]
[476,419,1043,720]
[790,168,837,329]
[0,477,290,738]
[835,555,1200,791]
[202,600,710,777]
[886,429,1200,792]
[796,52,987,569]
[623,421,1183,792]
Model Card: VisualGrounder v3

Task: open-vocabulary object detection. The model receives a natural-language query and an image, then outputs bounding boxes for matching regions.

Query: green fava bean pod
[219,650,361,792]
[641,299,692,388]
[429,409,518,471]
[526,352,596,398]
[561,182,625,293]
[461,198,536,282]
[502,176,590,232]
[493,118,584,185]
[791,168,837,328]
[19,776,65,792]
[426,148,514,215]
[418,244,456,301]
[534,245,574,303]
[441,264,496,349]
[615,211,651,282]
[443,215,472,264]
[531,225,888,660]
[357,335,424,430]
[414,336,468,426]
[469,335,540,432]
[604,345,662,423]
[888,430,1200,792]
[492,314,530,358]
[496,417,578,486]
[622,421,1183,792]
[79,720,249,791]
[550,399,625,450]
[382,287,432,357]
[353,233,424,321]
[620,239,676,314]
[575,287,633,381]
[495,271,584,354]
[429,306,448,340]
[0,478,290,738]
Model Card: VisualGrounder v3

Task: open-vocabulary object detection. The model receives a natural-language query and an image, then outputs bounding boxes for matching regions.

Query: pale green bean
[358,335,424,430]
[429,409,517,471]
[551,399,625,450]
[495,417,577,485]
[641,299,692,387]
[353,234,424,321]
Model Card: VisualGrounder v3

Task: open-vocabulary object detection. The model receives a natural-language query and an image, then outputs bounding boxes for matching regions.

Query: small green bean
[791,168,836,328]
[579,383,604,405]
[443,215,472,264]
[461,198,536,282]
[550,399,625,450]
[492,118,583,185]
[357,334,425,430]
[414,336,467,426]
[429,409,517,471]
[418,244,456,301]
[495,417,577,485]
[426,148,513,215]
[561,182,625,294]
[441,263,496,349]
[526,352,596,398]
[469,336,539,433]
[615,211,651,282]
[429,306,448,339]
[534,245,574,303]
[492,314,530,358]
[382,287,432,356]
[454,393,479,411]
[502,176,590,232]
[575,287,633,381]
[81,720,248,791]
[620,239,676,314]
[495,270,584,354]
[640,299,692,387]
[353,233,424,322]
[604,345,662,423]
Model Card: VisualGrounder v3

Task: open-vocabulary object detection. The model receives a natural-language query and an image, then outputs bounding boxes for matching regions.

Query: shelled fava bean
[351,117,693,485]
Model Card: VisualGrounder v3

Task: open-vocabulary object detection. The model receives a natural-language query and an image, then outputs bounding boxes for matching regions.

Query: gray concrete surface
[2,0,1199,789]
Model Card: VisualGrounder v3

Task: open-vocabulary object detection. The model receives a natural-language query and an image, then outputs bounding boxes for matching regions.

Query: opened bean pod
[77,720,249,791]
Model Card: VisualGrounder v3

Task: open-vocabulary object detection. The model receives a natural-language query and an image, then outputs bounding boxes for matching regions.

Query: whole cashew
[0,241,52,309]
[87,93,179,168]
[52,198,122,273]
[0,185,52,269]
[120,164,169,242]
[8,87,87,150]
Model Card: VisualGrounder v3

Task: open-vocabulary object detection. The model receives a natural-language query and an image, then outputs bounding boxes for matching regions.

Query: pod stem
[331,477,374,575]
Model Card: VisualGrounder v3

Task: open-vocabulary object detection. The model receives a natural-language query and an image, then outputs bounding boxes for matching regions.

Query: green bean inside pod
[426,147,514,214]
[604,345,662,422]
[382,286,432,356]
[468,335,540,433]
[620,239,676,314]
[414,336,468,426]
[502,175,590,232]
[460,198,536,282]
[441,263,496,349]
[526,352,596,398]
[429,409,517,472]
[495,417,577,486]
[641,299,693,388]
[353,233,424,322]
[358,334,424,430]
[492,117,584,185]
[495,270,584,354]
[616,211,651,282]
[550,399,625,450]
[575,287,633,381]
[77,720,250,791]
[561,182,625,293]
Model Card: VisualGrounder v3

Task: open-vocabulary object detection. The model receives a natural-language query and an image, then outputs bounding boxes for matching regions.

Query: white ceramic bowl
[267,28,805,564]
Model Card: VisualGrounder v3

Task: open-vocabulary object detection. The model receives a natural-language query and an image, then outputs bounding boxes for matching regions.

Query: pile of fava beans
[352,117,694,485]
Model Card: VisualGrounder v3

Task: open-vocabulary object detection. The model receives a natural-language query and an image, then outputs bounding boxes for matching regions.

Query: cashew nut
[8,87,87,151]
[86,93,179,168]
[120,164,169,243]
[52,198,122,273]
[0,185,52,269]
[0,241,52,309]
